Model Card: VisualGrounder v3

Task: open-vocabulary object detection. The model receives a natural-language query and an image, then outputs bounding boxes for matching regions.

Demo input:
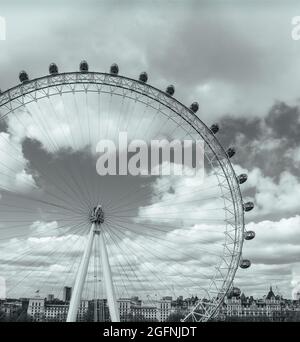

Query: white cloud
[286,146,300,166]
[234,164,300,219]
[236,215,300,297]
[0,132,36,192]
[30,220,59,237]
[136,167,225,226]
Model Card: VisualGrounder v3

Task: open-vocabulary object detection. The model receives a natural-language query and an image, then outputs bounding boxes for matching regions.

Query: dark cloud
[266,101,300,144]
[217,116,262,146]
[216,101,300,179]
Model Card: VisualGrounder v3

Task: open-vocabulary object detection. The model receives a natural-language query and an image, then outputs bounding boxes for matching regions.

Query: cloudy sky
[1,0,300,303]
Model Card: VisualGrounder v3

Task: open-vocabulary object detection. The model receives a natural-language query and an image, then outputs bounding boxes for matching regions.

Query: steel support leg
[67,223,95,322]
[99,230,120,322]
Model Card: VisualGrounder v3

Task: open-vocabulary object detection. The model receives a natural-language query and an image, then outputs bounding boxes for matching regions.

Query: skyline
[2,284,299,302]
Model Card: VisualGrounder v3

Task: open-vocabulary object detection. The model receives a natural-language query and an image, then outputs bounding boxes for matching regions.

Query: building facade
[0,300,22,318]
[219,287,300,321]
[117,297,172,322]
[27,297,45,322]
[27,296,88,322]
[63,287,72,302]
[88,299,110,322]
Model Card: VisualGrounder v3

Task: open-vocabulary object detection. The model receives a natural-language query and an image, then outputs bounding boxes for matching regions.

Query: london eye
[0,61,255,322]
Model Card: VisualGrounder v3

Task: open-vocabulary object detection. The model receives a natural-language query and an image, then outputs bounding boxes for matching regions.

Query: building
[2,289,300,322]
[131,304,157,321]
[89,299,110,322]
[118,297,143,321]
[157,298,172,322]
[27,296,88,322]
[118,297,140,321]
[27,297,45,322]
[220,287,285,321]
[45,303,69,322]
[117,296,172,322]
[63,287,72,302]
[0,299,22,319]
[47,294,54,302]
[46,299,88,322]
[169,295,198,319]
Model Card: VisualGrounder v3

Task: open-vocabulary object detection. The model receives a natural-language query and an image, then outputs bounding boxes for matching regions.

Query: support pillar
[66,223,95,322]
[99,230,120,322]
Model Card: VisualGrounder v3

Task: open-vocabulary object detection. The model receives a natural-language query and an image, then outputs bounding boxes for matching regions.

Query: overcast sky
[1,0,300,302]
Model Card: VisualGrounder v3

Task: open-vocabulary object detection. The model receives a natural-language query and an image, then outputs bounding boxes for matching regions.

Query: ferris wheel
[0,61,255,322]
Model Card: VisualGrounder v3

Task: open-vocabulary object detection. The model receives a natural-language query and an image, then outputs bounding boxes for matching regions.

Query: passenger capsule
[190,102,199,113]
[49,63,58,75]
[110,63,119,75]
[237,174,248,184]
[139,72,148,83]
[243,202,254,212]
[166,85,175,96]
[240,259,251,269]
[19,71,29,83]
[230,287,241,297]
[244,231,255,240]
[210,124,219,134]
[79,60,89,72]
[226,147,236,158]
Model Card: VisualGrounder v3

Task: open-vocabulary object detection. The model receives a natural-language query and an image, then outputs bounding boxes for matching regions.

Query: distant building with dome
[218,286,300,321]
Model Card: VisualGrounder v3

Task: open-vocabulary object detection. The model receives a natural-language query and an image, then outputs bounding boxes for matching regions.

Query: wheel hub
[89,205,104,224]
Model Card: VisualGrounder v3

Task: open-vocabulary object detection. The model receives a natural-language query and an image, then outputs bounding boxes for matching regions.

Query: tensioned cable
[3,222,88,283]
[104,216,222,272]
[27,224,88,299]
[106,220,208,294]
[6,223,87,296]
[103,224,173,299]
[105,224,196,299]
[104,216,228,242]
[46,96,94,210]
[43,96,96,211]
[6,107,91,213]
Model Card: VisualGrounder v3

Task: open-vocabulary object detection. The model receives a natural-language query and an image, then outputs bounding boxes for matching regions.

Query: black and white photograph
[0,0,300,337]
